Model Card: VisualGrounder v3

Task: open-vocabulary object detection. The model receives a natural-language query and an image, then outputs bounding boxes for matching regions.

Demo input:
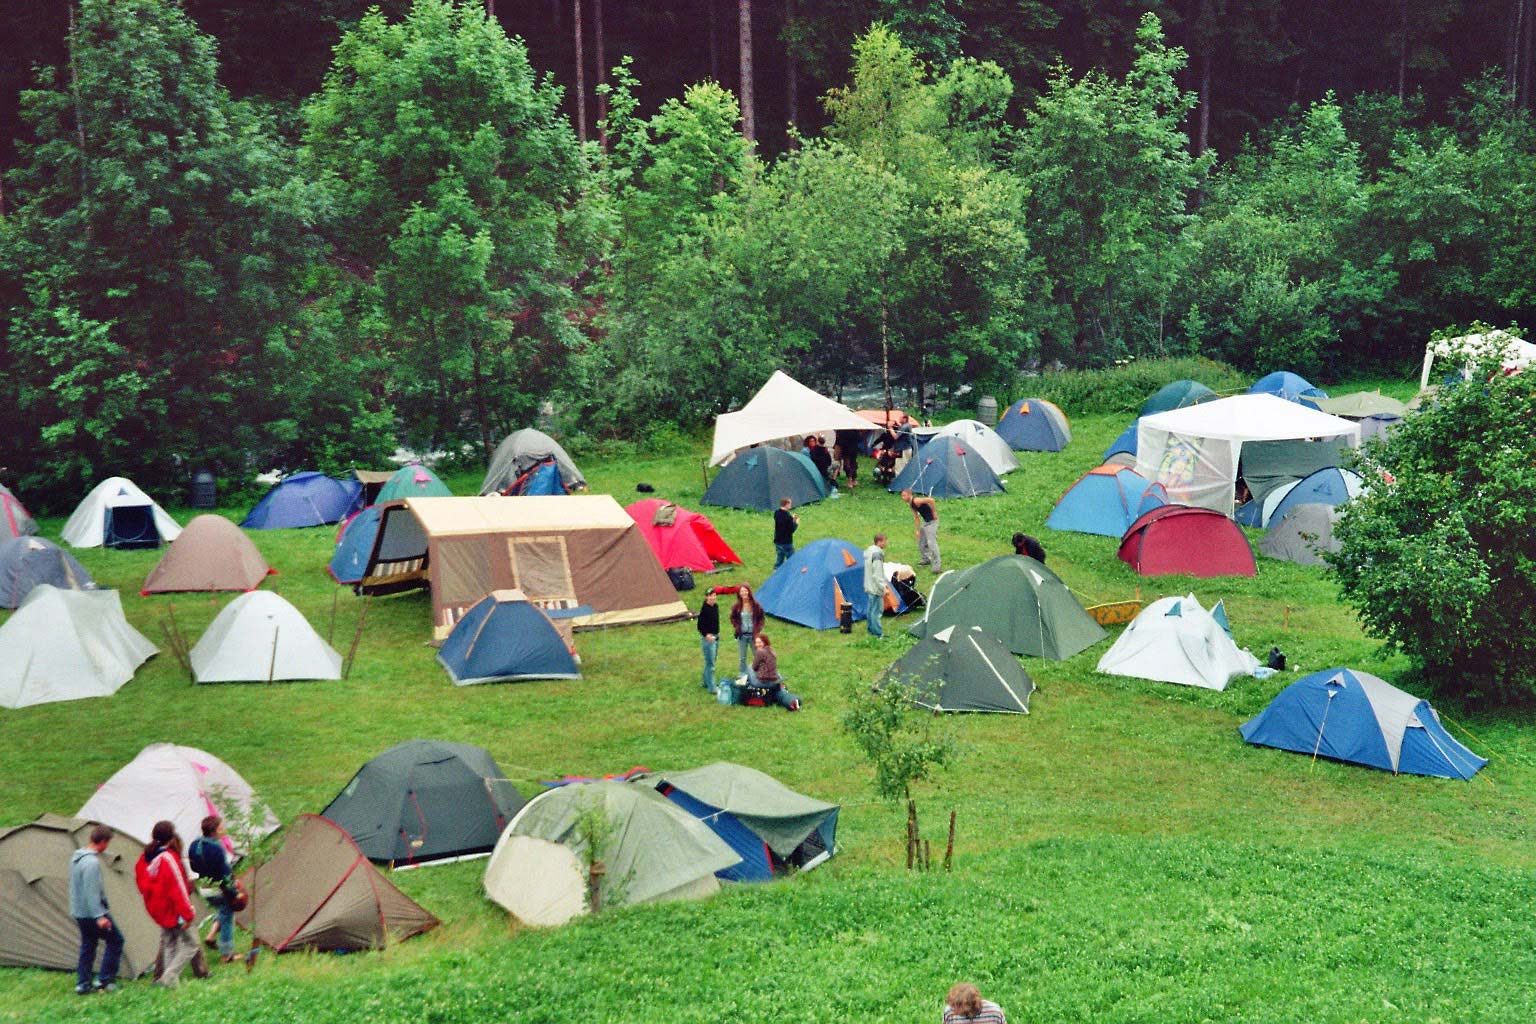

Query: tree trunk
[573,0,587,143]
[784,0,798,135]
[1397,0,1408,101]
[594,0,608,150]
[1522,0,1536,108]
[1197,47,1211,157]
[707,0,719,82]
[65,3,90,218]
[739,0,755,143]
[486,0,495,19]
[880,296,893,416]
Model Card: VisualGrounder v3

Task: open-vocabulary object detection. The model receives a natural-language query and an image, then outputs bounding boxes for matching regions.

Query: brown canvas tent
[359,495,690,640]
[351,469,396,506]
[0,814,195,978]
[141,514,272,594]
[236,815,437,952]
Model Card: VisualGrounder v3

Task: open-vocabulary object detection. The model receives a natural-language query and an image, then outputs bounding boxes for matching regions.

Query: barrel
[977,395,999,425]
[190,470,218,510]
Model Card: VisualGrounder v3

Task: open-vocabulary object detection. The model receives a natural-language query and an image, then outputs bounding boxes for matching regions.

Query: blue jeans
[209,892,236,956]
[76,916,123,989]
[774,543,795,567]
[866,592,884,637]
[700,636,718,690]
[737,635,758,683]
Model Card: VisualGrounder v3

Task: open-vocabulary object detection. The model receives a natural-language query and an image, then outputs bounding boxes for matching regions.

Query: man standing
[773,497,799,568]
[903,489,941,573]
[804,435,833,488]
[696,590,720,691]
[69,825,123,995]
[863,533,888,638]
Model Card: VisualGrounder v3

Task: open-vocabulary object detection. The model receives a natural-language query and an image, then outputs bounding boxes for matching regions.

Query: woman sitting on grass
[750,634,800,711]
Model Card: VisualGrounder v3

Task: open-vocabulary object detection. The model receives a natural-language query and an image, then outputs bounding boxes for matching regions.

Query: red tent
[1118,505,1256,577]
[625,499,742,573]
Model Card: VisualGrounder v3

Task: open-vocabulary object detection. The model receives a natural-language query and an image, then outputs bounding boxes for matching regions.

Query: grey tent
[0,536,95,609]
[910,555,1106,661]
[0,587,156,709]
[701,447,828,511]
[1312,391,1408,419]
[236,815,438,952]
[1239,438,1351,510]
[881,624,1033,713]
[0,814,196,978]
[0,483,38,540]
[1258,503,1342,567]
[479,429,585,495]
[189,591,341,683]
[321,740,526,865]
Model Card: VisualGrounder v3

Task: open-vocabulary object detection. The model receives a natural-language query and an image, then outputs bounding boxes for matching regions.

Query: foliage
[1330,351,1536,705]
[1025,356,1249,415]
[842,676,959,802]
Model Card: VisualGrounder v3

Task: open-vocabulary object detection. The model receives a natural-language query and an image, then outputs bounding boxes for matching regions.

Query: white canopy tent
[1419,330,1536,389]
[710,371,875,466]
[1135,394,1359,514]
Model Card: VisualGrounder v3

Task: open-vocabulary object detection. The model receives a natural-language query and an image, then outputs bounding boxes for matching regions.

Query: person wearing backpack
[188,817,239,963]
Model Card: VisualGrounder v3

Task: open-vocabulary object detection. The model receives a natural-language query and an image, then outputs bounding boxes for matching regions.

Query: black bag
[667,567,696,591]
[1267,646,1286,671]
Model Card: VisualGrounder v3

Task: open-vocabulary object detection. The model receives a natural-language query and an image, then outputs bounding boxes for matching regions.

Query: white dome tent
[77,743,278,851]
[0,587,155,709]
[1096,594,1259,691]
[189,591,343,683]
[62,477,182,549]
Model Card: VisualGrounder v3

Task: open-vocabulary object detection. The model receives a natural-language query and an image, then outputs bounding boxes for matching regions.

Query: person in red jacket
[135,820,207,988]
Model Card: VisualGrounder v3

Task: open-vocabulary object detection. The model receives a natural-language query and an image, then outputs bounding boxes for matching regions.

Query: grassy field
[4,368,1534,1023]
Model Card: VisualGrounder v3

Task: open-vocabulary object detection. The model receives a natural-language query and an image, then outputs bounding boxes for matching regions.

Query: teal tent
[910,555,1105,660]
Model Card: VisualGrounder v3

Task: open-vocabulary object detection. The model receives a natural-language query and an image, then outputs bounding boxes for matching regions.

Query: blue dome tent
[437,590,581,685]
[1248,371,1329,408]
[1103,421,1139,462]
[1238,466,1364,528]
[887,435,1005,498]
[329,505,383,585]
[995,399,1071,452]
[243,472,362,530]
[1045,465,1167,537]
[758,538,903,630]
[1240,668,1485,779]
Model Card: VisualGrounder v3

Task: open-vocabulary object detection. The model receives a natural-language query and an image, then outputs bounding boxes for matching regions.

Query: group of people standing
[68,815,243,995]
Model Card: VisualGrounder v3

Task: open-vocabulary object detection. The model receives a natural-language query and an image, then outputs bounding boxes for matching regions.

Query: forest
[1,0,1534,503]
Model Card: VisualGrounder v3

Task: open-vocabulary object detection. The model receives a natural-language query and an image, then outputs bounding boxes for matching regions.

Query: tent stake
[328,588,339,644]
[943,810,956,872]
[344,597,372,679]
[267,626,280,684]
[166,605,194,682]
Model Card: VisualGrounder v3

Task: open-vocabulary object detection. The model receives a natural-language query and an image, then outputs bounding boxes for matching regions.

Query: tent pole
[267,626,280,685]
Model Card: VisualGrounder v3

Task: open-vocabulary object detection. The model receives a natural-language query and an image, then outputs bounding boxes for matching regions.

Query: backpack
[187,836,225,880]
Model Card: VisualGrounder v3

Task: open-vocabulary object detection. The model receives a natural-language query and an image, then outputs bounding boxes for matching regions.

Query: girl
[729,585,764,682]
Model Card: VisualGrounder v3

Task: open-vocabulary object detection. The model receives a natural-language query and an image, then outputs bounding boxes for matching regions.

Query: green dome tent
[909,555,1105,660]
[881,625,1033,713]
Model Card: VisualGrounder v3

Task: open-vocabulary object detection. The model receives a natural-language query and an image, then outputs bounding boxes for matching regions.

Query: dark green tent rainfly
[909,555,1106,660]
[882,625,1034,713]
[700,447,828,512]
[1139,379,1217,418]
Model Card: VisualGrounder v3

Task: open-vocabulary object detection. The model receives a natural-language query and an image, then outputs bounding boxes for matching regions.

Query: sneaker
[94,982,117,993]
[75,984,93,996]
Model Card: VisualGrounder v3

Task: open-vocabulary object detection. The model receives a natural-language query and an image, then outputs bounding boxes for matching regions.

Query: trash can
[977,395,998,424]
[839,602,854,634]
[190,470,218,510]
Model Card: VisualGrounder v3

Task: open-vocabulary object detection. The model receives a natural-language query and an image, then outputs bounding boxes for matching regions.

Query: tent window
[509,537,576,605]
[437,539,495,606]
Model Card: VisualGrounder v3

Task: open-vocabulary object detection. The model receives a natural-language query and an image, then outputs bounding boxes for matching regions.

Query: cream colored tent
[61,477,181,549]
[190,591,342,683]
[360,495,690,640]
[77,743,278,851]
[1096,594,1258,691]
[1419,329,1536,389]
[0,587,155,709]
[710,371,875,466]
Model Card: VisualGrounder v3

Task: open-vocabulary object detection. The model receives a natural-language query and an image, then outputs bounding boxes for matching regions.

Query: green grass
[4,371,1532,1022]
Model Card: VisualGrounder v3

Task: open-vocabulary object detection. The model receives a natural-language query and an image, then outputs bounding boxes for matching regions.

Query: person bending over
[943,982,1006,1024]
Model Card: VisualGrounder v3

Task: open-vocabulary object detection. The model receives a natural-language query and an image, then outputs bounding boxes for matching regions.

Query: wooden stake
[166,605,194,682]
[1284,605,1291,630]
[266,626,280,685]
[905,799,916,870]
[328,588,339,644]
[344,597,372,679]
[943,810,955,872]
[923,839,931,872]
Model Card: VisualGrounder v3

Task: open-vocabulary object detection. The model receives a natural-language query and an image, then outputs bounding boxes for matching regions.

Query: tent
[236,815,439,951]
[1135,394,1359,513]
[321,739,526,864]
[141,514,272,594]
[437,590,580,684]
[189,591,343,683]
[77,743,278,851]
[0,536,95,609]
[641,763,840,882]
[758,538,901,630]
[995,398,1072,451]
[1095,595,1258,690]
[1358,413,1403,443]
[1263,467,1364,529]
[1419,329,1536,390]
[0,483,37,541]
[709,371,875,466]
[360,495,689,640]
[625,499,741,573]
[1103,421,1140,465]
[1045,464,1168,537]
[910,555,1105,660]
[480,429,586,494]
[1118,505,1256,578]
[882,624,1034,713]
[1258,503,1341,567]
[375,464,452,503]
[242,472,361,530]
[62,477,182,549]
[887,436,1006,498]
[855,408,909,428]
[1248,371,1328,407]
[483,781,740,927]
[329,505,383,585]
[1233,438,1352,525]
[351,469,396,506]
[499,459,568,496]
[911,420,1020,475]
[0,587,154,709]
[1140,379,1217,417]
[0,815,197,978]
[701,446,828,512]
[1312,391,1408,419]
[1240,668,1486,779]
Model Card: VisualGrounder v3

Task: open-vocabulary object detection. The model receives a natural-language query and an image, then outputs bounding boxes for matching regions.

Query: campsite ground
[3,370,1534,1023]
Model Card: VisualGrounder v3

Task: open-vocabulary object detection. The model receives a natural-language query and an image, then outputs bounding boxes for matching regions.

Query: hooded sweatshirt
[68,848,109,920]
[136,843,195,929]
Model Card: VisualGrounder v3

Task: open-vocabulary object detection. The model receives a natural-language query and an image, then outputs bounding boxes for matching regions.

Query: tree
[1329,344,1536,705]
[739,0,755,142]
[303,0,589,457]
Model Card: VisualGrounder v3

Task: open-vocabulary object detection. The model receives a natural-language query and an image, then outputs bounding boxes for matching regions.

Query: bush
[1329,353,1536,705]
[1024,357,1249,417]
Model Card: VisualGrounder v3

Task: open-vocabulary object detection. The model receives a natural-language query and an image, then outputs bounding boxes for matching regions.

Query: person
[135,820,207,988]
[834,429,861,488]
[729,585,765,683]
[189,816,239,963]
[751,633,800,710]
[69,824,123,996]
[943,982,1006,1023]
[696,590,720,691]
[1011,532,1047,564]
[773,497,799,568]
[863,533,888,638]
[903,489,941,572]
[804,435,833,487]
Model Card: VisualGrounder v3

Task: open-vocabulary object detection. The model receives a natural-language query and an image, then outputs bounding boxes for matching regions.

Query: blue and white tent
[243,472,361,530]
[329,505,383,585]
[1103,421,1139,462]
[758,538,902,630]
[437,590,581,685]
[1248,371,1329,408]
[887,435,1005,498]
[1240,668,1486,779]
[1045,464,1167,537]
[1238,466,1364,528]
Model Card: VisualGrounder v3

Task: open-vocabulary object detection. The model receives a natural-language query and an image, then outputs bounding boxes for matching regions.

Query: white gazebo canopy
[1135,394,1360,514]
[1419,330,1536,389]
[709,370,875,466]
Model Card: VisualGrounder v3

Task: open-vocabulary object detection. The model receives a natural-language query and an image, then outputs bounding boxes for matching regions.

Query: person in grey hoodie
[69,825,123,995]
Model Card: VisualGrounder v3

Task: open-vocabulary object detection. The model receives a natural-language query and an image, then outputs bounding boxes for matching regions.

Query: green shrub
[1024,356,1249,417]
